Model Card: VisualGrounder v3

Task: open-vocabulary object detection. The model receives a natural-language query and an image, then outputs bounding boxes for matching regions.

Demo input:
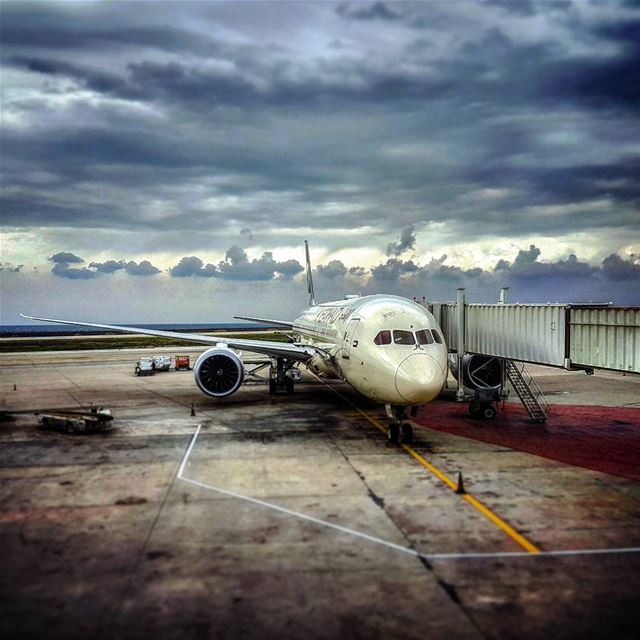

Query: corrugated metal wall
[569,307,640,373]
[431,303,458,349]
[466,304,567,366]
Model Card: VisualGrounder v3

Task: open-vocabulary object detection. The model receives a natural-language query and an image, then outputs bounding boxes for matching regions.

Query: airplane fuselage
[292,295,448,406]
[22,294,448,409]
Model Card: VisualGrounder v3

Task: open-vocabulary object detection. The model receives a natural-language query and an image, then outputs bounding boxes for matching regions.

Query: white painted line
[177,425,640,562]
[179,475,420,557]
[177,423,202,479]
[422,547,640,561]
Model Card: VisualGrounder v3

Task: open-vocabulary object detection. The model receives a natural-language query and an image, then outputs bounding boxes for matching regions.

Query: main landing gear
[385,405,414,444]
[468,388,499,420]
[468,401,497,420]
[268,357,301,396]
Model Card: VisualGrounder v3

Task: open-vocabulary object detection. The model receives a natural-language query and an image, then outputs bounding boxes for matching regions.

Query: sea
[1,323,272,337]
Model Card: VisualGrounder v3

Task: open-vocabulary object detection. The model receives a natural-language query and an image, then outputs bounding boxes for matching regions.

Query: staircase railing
[505,360,550,423]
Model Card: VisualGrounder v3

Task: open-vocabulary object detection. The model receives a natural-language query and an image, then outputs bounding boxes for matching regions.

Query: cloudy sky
[1,0,639,323]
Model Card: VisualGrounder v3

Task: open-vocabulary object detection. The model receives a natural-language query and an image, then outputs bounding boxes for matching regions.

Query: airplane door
[342,318,360,360]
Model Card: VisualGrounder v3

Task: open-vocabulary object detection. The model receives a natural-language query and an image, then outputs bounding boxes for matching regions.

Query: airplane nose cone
[395,353,445,404]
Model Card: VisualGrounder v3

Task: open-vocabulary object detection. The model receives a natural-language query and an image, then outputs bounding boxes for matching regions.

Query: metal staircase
[505,360,550,423]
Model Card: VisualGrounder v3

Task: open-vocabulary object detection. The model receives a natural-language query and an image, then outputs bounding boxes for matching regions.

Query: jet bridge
[421,295,639,422]
[426,299,640,374]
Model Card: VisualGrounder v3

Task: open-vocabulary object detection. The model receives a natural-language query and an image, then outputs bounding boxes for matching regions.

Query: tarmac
[1,346,639,640]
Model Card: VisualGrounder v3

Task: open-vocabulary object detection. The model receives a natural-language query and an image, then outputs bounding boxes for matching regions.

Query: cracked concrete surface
[1,349,639,639]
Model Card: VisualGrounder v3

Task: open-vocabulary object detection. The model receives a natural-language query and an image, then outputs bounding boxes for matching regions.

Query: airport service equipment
[40,408,113,434]
[135,358,155,376]
[175,355,191,370]
[153,356,172,371]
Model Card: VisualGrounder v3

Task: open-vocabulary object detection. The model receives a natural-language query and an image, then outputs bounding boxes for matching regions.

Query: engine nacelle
[194,347,244,397]
[448,354,503,391]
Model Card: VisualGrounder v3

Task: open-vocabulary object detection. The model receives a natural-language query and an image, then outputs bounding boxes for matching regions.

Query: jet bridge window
[431,330,443,344]
[374,330,391,345]
[416,329,434,345]
[393,330,415,345]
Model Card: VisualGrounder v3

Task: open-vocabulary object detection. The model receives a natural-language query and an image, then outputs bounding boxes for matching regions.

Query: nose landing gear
[385,405,414,444]
[268,357,300,396]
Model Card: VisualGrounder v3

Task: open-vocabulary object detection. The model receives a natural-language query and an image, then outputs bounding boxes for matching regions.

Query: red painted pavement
[414,402,640,481]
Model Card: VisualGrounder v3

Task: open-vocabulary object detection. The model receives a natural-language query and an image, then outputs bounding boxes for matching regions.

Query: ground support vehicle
[175,355,191,371]
[40,407,113,434]
[153,356,172,371]
[135,358,155,376]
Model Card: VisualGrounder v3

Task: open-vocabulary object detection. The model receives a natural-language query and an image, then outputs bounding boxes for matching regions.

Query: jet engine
[448,354,503,390]
[194,347,244,397]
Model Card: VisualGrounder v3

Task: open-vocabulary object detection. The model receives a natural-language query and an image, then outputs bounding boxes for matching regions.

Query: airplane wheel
[482,405,497,420]
[469,402,481,417]
[400,423,413,444]
[387,423,400,444]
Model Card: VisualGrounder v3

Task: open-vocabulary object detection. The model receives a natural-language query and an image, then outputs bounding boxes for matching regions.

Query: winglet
[304,240,316,307]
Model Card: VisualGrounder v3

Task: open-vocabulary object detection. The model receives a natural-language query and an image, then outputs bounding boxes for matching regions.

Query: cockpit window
[375,329,437,346]
[415,329,434,345]
[393,330,415,345]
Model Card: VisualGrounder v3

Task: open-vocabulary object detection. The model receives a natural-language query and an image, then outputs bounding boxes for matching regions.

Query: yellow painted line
[310,373,540,554]
[462,494,540,554]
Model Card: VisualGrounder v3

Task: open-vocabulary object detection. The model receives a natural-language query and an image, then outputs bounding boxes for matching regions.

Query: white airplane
[22,242,449,443]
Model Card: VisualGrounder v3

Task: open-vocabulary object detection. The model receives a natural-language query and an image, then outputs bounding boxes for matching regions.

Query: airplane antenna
[304,240,316,306]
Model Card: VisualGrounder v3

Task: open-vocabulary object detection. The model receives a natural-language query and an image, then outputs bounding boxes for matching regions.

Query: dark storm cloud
[213,246,303,280]
[89,259,125,273]
[3,3,638,115]
[6,53,451,111]
[326,245,638,289]
[48,251,96,279]
[460,155,640,238]
[508,253,597,282]
[51,263,97,279]
[370,258,420,281]
[317,260,348,279]
[386,225,417,257]
[336,2,402,22]
[483,0,538,16]
[49,252,84,264]
[1,3,218,55]
[271,258,305,279]
[124,260,161,276]
[514,245,541,266]
[9,55,134,97]
[13,3,627,115]
[88,259,160,276]
[315,247,640,305]
[601,253,640,280]
[1,0,639,277]
[169,249,303,280]
[170,256,217,278]
[539,21,640,111]
[0,262,24,273]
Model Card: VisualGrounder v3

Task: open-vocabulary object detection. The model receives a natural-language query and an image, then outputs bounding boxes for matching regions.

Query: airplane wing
[20,314,313,361]
[233,315,294,330]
